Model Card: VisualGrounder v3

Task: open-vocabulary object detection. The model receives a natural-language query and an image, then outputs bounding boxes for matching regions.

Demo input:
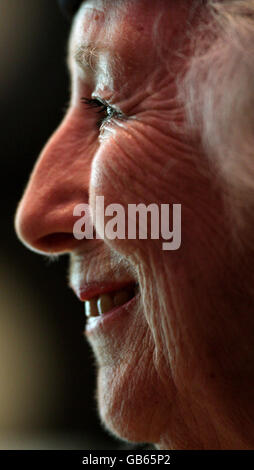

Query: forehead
[69,1,161,68]
[68,0,191,92]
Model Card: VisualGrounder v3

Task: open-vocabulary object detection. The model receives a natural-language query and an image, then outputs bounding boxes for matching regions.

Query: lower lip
[85,293,139,336]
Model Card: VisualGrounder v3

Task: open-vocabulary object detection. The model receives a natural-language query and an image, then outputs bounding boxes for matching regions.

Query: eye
[81,97,122,129]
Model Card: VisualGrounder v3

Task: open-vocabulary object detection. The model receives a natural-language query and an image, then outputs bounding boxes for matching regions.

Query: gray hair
[179,0,254,233]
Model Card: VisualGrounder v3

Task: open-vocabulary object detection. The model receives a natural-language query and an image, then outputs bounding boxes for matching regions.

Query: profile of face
[15,0,254,449]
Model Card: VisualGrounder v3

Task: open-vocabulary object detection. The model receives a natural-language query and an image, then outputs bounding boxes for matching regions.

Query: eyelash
[81,97,119,128]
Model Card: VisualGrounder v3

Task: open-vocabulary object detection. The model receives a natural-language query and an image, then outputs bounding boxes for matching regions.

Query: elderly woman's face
[15,0,254,449]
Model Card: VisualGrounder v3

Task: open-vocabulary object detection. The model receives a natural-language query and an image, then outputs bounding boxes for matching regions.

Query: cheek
[89,129,172,257]
[90,132,150,203]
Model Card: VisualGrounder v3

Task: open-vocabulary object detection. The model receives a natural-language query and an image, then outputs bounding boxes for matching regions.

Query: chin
[95,351,172,446]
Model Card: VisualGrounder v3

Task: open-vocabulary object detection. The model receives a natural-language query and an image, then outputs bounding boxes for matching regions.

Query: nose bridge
[15,112,95,254]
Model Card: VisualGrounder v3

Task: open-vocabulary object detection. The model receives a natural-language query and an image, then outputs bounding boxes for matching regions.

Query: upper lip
[70,280,137,302]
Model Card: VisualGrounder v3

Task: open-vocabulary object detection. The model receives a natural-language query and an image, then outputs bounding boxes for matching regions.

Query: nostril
[35,233,78,254]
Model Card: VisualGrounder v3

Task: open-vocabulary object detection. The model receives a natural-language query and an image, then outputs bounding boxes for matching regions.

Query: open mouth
[84,283,139,318]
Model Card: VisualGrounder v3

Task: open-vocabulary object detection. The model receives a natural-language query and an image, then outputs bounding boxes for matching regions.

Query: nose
[15,111,94,254]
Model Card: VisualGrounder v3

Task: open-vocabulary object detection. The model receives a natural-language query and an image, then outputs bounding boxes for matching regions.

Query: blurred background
[0,0,120,449]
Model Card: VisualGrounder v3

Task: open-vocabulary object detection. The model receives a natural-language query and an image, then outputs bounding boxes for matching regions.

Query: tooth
[113,288,133,307]
[85,299,98,317]
[97,294,114,315]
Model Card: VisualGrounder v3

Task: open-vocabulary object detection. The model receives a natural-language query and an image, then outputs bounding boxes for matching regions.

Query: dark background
[0,0,120,449]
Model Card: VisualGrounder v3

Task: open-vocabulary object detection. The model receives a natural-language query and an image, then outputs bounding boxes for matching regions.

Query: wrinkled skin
[15,0,254,449]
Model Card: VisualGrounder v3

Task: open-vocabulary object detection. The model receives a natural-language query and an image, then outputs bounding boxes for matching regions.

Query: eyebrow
[73,44,100,71]
[69,41,120,78]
